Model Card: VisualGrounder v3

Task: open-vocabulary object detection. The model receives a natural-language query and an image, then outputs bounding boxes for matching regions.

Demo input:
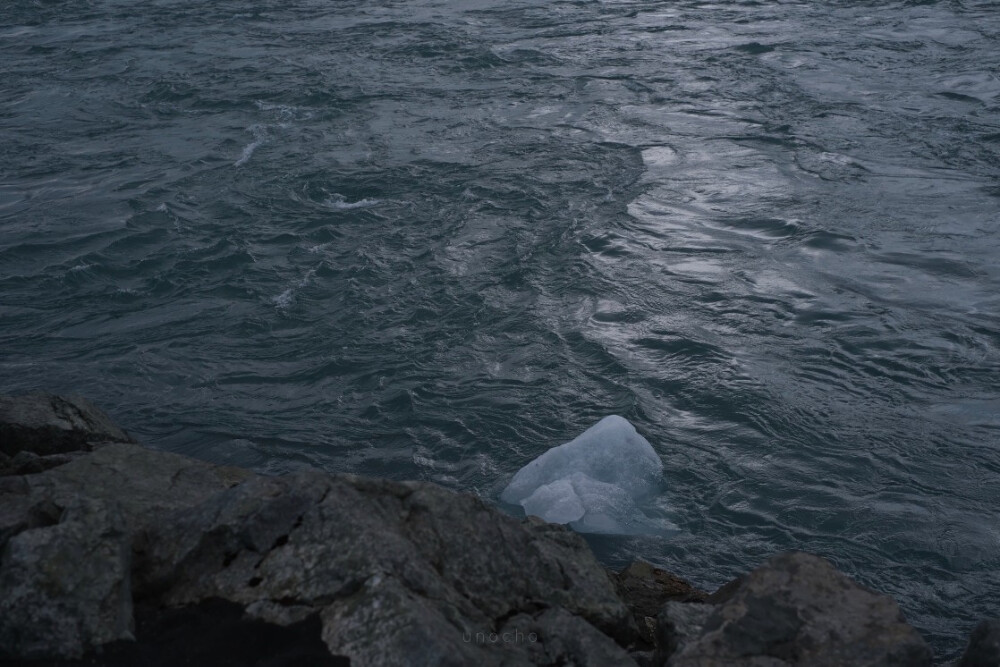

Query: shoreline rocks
[0,393,979,665]
[664,552,933,666]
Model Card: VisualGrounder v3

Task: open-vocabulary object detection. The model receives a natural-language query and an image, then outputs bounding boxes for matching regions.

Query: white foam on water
[324,194,380,210]
[235,124,267,167]
[272,288,295,309]
[501,415,671,535]
[272,265,320,311]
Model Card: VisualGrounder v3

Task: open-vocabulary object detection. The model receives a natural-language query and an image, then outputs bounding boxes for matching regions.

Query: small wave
[272,265,320,311]
[324,194,380,210]
[254,100,314,121]
[235,125,267,167]
[272,288,295,309]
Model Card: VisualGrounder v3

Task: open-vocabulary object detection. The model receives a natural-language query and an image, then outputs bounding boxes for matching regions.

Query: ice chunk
[501,415,668,535]
[520,477,586,524]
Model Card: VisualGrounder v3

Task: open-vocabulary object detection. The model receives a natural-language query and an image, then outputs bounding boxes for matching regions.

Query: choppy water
[2,0,999,658]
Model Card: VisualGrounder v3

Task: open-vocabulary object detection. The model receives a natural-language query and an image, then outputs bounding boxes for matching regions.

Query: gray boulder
[657,601,713,662]
[0,497,133,659]
[0,391,636,664]
[24,442,255,529]
[0,442,256,660]
[0,392,135,458]
[667,552,933,667]
[958,619,1000,667]
[0,394,940,666]
[501,606,640,666]
[134,470,636,666]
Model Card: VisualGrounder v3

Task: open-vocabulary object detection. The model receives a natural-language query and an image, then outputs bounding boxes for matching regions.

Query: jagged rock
[657,601,713,663]
[0,497,133,659]
[0,392,135,458]
[2,599,349,667]
[0,395,940,666]
[958,619,1000,667]
[1,450,84,476]
[134,469,636,665]
[0,443,256,660]
[0,388,636,663]
[705,574,746,605]
[0,433,636,663]
[501,606,640,666]
[612,559,707,645]
[667,552,933,667]
[23,442,255,530]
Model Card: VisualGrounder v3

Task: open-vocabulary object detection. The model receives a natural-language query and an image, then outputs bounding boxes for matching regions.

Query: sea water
[1,0,998,658]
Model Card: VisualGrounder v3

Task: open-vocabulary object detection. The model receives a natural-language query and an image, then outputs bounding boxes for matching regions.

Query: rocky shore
[1,393,996,666]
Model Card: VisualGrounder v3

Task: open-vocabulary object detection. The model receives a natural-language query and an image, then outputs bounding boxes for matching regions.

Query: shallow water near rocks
[1,0,998,659]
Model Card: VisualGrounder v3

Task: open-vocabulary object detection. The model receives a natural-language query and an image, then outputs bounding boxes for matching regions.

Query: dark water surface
[2,0,999,658]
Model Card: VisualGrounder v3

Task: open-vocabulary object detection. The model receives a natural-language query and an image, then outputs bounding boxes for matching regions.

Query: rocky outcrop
[958,619,1000,667]
[0,497,133,659]
[131,468,637,666]
[0,393,636,665]
[0,392,135,459]
[663,552,934,667]
[611,559,707,647]
[656,601,714,663]
[0,393,954,666]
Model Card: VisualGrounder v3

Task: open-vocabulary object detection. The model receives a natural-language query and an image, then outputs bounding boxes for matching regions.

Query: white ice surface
[501,415,668,535]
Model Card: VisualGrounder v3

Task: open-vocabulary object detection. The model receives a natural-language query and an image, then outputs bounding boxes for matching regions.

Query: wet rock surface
[665,552,934,667]
[0,393,962,666]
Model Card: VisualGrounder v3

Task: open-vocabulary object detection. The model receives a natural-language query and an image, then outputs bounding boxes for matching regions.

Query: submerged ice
[501,415,668,535]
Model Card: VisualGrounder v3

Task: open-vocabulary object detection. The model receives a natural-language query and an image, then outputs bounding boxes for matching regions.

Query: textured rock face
[0,497,133,659]
[135,471,636,665]
[0,393,636,664]
[958,619,1000,667]
[657,601,713,662]
[0,394,941,666]
[612,559,707,644]
[0,393,135,458]
[666,552,933,667]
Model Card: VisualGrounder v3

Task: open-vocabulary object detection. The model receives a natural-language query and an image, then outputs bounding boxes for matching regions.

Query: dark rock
[0,443,257,660]
[667,552,933,667]
[0,598,349,667]
[705,574,746,605]
[0,497,133,659]
[656,601,713,663]
[0,395,941,666]
[612,559,707,645]
[135,470,636,665]
[0,392,636,663]
[501,606,640,666]
[23,442,255,530]
[0,392,135,458]
[1,450,84,476]
[958,619,1000,667]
